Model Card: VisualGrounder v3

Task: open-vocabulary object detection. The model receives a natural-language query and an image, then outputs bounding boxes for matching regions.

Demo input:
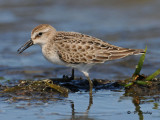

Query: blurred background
[1,1,160,120]
[0,0,160,80]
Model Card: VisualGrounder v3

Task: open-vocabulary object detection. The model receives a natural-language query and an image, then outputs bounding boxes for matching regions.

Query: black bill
[17,40,33,54]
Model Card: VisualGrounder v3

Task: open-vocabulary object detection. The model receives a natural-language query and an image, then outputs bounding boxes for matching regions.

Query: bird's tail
[107,48,145,60]
[132,49,145,55]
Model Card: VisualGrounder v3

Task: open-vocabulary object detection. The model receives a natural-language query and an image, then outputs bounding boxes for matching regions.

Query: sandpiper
[17,24,145,93]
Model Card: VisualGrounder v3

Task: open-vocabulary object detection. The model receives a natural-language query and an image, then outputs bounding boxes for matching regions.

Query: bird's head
[17,24,56,54]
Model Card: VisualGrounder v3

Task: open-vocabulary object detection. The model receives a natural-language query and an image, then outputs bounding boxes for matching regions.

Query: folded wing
[54,32,144,64]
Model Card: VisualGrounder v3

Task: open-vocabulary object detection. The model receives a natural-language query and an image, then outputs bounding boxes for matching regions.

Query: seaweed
[0,79,69,100]
[125,46,160,88]
[133,46,147,78]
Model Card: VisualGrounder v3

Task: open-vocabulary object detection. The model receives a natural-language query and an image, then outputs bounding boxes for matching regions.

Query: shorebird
[17,24,145,93]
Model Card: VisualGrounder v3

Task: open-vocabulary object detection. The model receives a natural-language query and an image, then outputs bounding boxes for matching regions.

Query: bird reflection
[67,92,94,120]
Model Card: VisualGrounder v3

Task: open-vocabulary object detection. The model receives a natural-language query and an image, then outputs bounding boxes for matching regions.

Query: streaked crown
[31,24,56,45]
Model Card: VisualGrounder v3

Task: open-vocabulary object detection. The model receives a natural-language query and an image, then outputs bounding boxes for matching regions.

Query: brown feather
[54,32,144,64]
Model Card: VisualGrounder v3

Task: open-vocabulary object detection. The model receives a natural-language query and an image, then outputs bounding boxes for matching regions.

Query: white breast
[42,45,65,66]
[42,45,95,74]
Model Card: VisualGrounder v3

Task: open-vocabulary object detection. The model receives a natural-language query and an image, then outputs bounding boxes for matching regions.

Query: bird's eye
[38,32,43,36]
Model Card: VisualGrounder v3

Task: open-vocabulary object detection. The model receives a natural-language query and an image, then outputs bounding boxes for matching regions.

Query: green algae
[125,46,160,88]
[1,79,69,99]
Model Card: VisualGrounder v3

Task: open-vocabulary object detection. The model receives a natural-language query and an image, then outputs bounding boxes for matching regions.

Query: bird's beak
[17,39,33,54]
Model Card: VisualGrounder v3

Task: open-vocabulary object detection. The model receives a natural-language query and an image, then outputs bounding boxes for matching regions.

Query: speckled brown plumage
[53,31,144,64]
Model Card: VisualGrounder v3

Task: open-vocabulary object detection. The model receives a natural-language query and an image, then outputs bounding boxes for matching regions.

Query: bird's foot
[62,75,74,80]
[62,68,74,80]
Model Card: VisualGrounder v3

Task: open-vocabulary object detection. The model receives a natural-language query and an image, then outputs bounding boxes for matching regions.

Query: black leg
[70,68,74,80]
[63,68,74,80]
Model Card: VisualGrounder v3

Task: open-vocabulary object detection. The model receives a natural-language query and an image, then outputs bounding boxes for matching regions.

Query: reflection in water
[123,83,160,120]
[132,96,144,120]
[68,93,93,120]
[86,93,93,114]
[71,101,75,119]
[153,103,159,110]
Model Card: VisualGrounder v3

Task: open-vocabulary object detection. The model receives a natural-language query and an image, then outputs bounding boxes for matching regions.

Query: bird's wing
[54,32,144,64]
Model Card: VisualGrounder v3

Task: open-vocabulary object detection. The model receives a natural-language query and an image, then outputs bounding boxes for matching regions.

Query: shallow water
[0,0,160,120]
[0,91,159,120]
